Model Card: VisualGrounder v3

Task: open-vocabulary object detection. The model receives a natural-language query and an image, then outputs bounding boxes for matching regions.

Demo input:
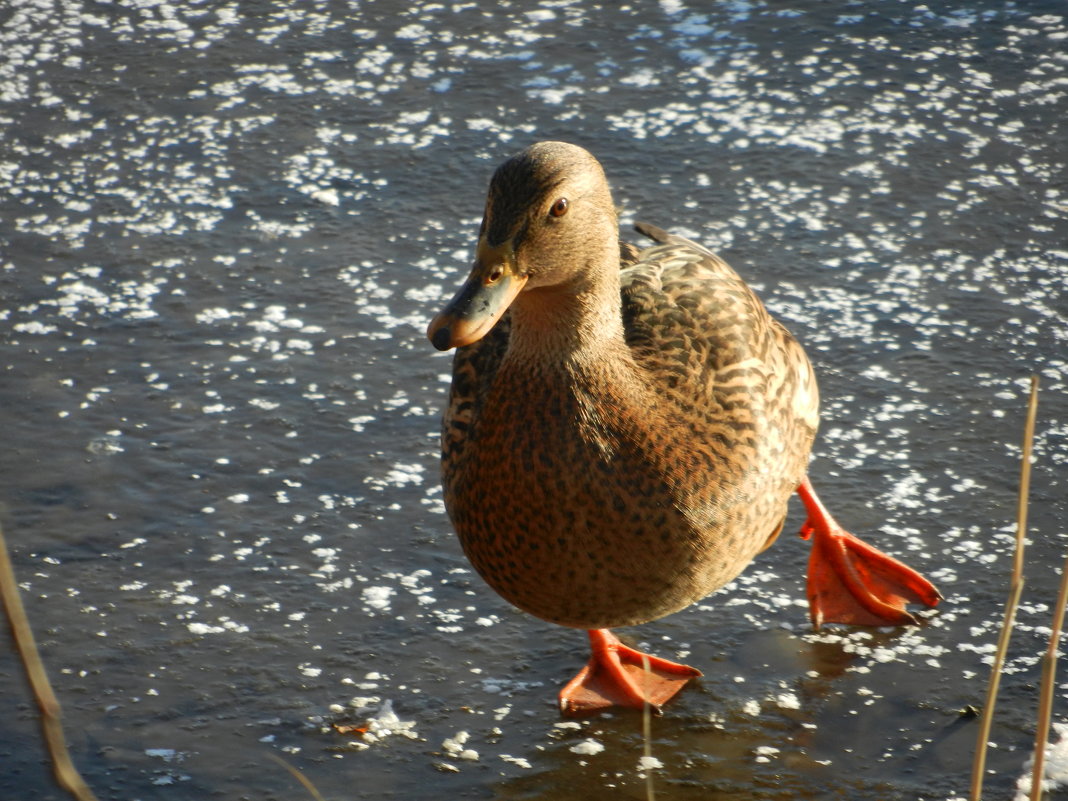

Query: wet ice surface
[1,0,1066,799]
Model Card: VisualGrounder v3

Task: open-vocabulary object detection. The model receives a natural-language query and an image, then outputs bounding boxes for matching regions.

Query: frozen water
[0,1,1065,800]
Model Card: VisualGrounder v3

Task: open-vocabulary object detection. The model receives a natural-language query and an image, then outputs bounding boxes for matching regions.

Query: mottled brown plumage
[426,142,939,713]
[436,143,817,629]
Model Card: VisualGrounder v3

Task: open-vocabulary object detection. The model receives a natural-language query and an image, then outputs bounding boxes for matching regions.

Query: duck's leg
[558,629,702,716]
[798,476,942,628]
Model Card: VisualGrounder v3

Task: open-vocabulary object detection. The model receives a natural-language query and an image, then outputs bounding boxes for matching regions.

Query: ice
[361,700,419,744]
[362,586,394,611]
[1,1,1065,798]
[570,738,605,756]
[1015,724,1068,801]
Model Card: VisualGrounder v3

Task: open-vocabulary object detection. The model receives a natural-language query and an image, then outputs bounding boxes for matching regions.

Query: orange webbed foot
[798,477,942,628]
[558,629,702,716]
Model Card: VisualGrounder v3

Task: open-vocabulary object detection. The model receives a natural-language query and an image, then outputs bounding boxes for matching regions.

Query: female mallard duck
[427,142,941,715]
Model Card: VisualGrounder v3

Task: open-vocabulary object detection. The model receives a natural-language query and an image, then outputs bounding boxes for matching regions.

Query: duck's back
[440,227,819,629]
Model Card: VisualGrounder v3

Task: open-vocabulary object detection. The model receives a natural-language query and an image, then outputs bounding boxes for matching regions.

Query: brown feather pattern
[437,143,820,630]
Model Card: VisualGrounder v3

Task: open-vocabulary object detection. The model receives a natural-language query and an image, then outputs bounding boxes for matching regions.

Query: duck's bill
[427,260,527,351]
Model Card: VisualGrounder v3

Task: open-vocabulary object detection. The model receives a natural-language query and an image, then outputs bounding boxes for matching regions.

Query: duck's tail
[633,220,673,243]
[634,221,716,257]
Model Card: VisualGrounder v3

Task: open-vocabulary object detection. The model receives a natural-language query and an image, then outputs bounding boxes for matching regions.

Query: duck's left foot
[558,629,702,716]
[797,477,942,628]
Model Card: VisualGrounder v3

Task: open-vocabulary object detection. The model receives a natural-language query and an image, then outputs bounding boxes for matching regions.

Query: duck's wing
[621,222,819,442]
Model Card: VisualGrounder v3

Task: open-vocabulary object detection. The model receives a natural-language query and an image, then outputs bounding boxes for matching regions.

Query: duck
[426,141,941,715]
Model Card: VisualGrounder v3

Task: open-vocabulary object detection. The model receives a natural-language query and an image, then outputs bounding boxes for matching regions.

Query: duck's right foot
[558,629,702,716]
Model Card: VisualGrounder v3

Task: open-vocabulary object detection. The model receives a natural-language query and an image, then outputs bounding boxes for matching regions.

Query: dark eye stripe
[512,220,530,249]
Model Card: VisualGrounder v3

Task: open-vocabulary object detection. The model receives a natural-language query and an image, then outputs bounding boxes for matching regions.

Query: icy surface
[0,1,1065,800]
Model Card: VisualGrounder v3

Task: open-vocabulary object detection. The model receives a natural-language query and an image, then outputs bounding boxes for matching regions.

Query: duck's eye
[549,197,569,218]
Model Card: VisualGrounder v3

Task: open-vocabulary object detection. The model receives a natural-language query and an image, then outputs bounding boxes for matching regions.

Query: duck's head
[427,141,617,351]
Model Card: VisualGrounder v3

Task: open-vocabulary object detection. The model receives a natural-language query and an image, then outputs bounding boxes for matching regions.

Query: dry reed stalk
[1029,545,1068,801]
[641,653,656,801]
[0,524,100,801]
[267,753,328,801]
[969,375,1039,801]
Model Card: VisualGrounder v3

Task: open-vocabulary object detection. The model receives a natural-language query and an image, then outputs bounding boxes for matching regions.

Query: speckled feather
[439,156,819,631]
